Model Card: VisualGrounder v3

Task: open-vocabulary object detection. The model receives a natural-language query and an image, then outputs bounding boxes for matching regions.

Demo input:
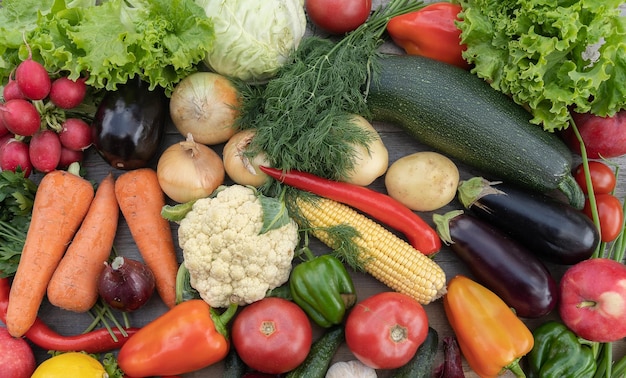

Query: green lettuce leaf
[456,0,626,131]
[0,0,214,95]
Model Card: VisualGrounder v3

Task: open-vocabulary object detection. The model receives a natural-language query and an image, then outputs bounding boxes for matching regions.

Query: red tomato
[306,0,372,35]
[583,193,624,242]
[574,161,617,195]
[231,297,312,374]
[345,291,428,369]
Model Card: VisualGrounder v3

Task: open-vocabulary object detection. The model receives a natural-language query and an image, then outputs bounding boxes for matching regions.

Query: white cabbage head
[197,0,307,82]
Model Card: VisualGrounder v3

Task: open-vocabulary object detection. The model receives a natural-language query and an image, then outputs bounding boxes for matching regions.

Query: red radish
[0,99,41,136]
[14,43,51,101]
[49,76,87,109]
[0,115,9,137]
[0,133,12,149]
[0,138,32,176]
[29,129,62,173]
[58,147,84,169]
[3,77,26,101]
[59,118,92,151]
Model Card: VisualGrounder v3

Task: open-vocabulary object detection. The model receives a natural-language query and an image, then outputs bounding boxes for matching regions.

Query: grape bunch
[0,51,93,177]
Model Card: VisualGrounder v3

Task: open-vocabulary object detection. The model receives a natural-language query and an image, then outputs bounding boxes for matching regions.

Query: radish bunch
[0,51,93,177]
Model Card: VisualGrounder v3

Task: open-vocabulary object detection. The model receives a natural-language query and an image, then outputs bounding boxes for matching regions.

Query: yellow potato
[385,151,459,211]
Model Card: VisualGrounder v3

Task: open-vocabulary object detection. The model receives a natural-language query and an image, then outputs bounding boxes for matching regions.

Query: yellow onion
[157,133,225,203]
[222,129,270,187]
[169,72,239,145]
[343,115,389,186]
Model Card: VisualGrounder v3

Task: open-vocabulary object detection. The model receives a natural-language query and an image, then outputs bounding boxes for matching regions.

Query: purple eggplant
[457,177,599,265]
[92,77,167,170]
[433,210,558,318]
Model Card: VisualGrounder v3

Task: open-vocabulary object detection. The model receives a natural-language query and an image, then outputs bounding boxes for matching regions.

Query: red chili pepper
[0,276,138,353]
[259,166,441,255]
[387,2,469,69]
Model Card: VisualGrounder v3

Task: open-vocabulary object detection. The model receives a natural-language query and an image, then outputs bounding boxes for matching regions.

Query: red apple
[559,258,626,342]
[562,110,626,159]
[0,326,36,378]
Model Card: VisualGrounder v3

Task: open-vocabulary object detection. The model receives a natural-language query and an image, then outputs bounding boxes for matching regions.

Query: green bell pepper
[527,321,596,378]
[290,252,356,328]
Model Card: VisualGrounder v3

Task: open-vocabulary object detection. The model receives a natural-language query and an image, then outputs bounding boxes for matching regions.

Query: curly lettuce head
[456,0,626,131]
[196,0,306,82]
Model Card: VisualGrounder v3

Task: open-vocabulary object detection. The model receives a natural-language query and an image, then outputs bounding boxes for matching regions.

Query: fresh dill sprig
[237,0,424,181]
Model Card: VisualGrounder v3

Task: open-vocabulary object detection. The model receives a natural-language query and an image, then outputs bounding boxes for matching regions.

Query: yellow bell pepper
[443,275,533,378]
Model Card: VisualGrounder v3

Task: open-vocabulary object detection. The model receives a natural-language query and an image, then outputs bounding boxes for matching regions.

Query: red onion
[98,256,155,312]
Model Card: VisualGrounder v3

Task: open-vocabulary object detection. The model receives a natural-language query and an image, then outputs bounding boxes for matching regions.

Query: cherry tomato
[232,297,312,374]
[345,291,428,369]
[574,161,617,195]
[583,193,624,242]
[306,0,372,35]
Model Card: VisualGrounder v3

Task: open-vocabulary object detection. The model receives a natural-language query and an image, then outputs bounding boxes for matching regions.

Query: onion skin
[98,257,156,312]
[343,115,388,187]
[169,72,240,145]
[223,129,270,187]
[157,133,225,203]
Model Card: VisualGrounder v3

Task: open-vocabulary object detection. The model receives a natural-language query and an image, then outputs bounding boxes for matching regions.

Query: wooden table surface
[21,0,626,376]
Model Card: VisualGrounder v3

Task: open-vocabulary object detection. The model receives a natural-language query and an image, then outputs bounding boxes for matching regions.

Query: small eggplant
[434,210,558,318]
[98,256,156,312]
[92,78,167,170]
[457,177,599,265]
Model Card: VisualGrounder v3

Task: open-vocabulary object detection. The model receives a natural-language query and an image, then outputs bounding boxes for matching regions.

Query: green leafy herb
[0,222,26,278]
[0,170,37,224]
[0,170,37,278]
[0,0,214,95]
[237,0,424,181]
[456,0,626,131]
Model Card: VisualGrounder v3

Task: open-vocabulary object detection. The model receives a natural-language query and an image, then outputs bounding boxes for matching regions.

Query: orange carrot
[47,173,119,313]
[114,168,179,309]
[6,169,94,337]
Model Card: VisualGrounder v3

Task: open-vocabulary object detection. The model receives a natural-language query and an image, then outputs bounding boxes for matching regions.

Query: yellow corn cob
[295,196,447,304]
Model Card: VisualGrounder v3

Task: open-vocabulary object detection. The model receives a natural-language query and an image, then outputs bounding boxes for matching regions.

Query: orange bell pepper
[117,299,238,377]
[443,275,533,378]
[386,2,470,69]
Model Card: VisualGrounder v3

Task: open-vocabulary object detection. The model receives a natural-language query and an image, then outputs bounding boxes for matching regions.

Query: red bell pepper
[387,2,470,69]
[117,299,237,377]
[259,166,441,255]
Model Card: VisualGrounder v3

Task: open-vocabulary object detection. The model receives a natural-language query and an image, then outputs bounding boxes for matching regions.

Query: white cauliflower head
[178,185,299,308]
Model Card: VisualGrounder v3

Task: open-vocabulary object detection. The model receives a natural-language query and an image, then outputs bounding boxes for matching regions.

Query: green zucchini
[391,327,439,378]
[367,54,585,209]
[286,326,344,378]
[223,346,248,378]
